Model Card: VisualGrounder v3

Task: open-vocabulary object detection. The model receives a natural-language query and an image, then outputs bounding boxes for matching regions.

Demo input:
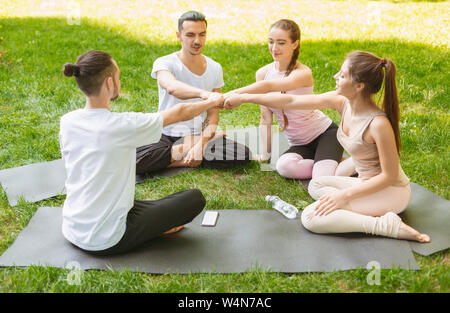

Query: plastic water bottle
[265,195,298,219]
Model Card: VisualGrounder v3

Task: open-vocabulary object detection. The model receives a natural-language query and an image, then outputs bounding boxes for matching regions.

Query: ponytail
[382,59,401,152]
[346,51,402,153]
[285,43,300,77]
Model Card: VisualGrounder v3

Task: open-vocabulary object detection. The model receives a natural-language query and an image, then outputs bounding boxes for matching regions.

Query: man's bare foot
[398,222,430,243]
[163,225,184,235]
[170,135,201,162]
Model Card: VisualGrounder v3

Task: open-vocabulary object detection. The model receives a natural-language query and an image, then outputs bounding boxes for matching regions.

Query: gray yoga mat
[0,207,419,273]
[400,183,450,256]
[0,159,67,206]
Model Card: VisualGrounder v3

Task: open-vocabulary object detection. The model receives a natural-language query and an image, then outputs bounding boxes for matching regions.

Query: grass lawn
[0,0,449,292]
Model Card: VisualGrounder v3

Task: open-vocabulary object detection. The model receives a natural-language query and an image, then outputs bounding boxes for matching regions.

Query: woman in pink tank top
[225,19,343,180]
[224,51,430,243]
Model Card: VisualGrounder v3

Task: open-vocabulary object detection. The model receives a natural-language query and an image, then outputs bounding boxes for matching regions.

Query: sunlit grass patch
[1,0,448,48]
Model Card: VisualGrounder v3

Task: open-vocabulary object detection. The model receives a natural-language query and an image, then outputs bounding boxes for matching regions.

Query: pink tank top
[264,63,332,146]
[337,100,409,186]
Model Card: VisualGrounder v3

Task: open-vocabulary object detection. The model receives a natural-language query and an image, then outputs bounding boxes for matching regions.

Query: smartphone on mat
[202,211,219,227]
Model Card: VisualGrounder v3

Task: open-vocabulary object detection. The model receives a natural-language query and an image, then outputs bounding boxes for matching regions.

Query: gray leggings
[79,189,206,256]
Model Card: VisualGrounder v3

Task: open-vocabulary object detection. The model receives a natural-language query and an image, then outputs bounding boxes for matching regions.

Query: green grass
[0,0,449,292]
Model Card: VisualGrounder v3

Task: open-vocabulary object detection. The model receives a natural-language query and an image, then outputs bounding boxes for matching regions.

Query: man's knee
[244,144,252,161]
[136,144,172,174]
[168,189,206,225]
[234,142,251,162]
[184,188,206,215]
[204,139,251,166]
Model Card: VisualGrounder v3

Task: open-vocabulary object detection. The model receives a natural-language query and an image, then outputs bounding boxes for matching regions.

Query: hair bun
[63,63,80,77]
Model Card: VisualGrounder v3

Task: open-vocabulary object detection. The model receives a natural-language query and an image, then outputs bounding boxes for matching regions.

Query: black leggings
[282,122,343,163]
[136,134,251,174]
[79,189,206,256]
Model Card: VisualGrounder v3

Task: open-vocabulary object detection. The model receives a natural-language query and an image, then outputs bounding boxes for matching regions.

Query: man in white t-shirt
[60,50,224,255]
[136,11,251,176]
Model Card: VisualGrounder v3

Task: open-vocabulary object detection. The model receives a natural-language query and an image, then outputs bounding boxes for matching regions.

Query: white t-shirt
[151,52,224,137]
[59,108,163,251]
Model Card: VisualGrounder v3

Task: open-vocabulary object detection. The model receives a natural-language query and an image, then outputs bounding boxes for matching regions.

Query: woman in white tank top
[224,51,430,243]
[226,19,344,180]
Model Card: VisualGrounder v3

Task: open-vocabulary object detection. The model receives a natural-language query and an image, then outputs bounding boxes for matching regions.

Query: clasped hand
[223,92,244,109]
[204,91,244,110]
[206,92,225,108]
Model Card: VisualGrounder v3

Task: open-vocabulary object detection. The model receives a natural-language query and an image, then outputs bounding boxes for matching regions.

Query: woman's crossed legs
[302,176,430,242]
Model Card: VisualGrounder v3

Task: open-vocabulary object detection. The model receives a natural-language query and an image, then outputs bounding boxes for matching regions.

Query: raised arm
[199,88,221,143]
[227,66,313,95]
[161,93,223,127]
[224,91,345,112]
[255,68,273,161]
[156,70,211,100]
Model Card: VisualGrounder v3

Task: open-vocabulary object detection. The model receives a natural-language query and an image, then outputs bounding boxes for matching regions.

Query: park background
[0,0,448,292]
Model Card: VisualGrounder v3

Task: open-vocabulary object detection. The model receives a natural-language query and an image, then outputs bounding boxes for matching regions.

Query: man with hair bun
[60,50,224,255]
